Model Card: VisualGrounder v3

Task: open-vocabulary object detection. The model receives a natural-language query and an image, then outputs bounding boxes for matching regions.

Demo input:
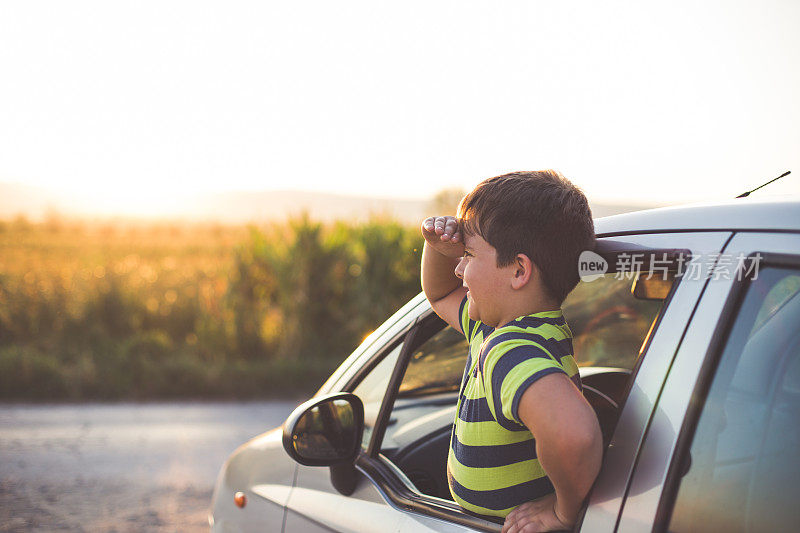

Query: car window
[397,325,467,398]
[752,273,800,332]
[563,272,674,369]
[380,319,466,500]
[667,265,800,532]
[351,341,404,449]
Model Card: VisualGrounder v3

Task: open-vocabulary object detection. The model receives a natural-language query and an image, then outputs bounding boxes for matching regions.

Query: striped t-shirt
[447,296,581,519]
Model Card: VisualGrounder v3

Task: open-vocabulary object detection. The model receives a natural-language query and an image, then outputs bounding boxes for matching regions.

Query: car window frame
[340,314,419,451]
[366,312,454,456]
[344,309,463,457]
[653,251,800,531]
[319,294,427,397]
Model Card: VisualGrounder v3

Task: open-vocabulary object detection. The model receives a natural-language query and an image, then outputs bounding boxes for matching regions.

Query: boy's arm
[502,373,603,533]
[421,216,467,333]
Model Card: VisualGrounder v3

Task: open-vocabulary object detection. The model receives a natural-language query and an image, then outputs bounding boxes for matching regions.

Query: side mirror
[282,392,364,467]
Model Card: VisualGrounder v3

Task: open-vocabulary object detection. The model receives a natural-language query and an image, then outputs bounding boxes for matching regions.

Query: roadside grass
[0,216,420,401]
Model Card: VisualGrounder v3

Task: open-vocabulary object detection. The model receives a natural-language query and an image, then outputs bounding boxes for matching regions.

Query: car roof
[594,195,800,237]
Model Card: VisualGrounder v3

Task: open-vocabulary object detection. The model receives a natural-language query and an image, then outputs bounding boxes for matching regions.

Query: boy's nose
[454,258,465,279]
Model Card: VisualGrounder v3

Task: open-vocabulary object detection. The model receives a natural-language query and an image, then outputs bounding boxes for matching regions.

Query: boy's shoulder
[481,313,572,359]
[489,312,569,341]
[479,314,581,394]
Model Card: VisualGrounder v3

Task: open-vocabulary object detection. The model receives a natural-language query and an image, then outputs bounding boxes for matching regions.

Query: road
[0,401,299,532]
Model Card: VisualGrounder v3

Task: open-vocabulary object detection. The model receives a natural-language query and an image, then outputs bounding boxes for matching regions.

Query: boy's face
[455,232,517,328]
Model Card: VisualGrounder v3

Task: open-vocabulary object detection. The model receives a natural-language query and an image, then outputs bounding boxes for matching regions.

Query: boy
[421,171,602,532]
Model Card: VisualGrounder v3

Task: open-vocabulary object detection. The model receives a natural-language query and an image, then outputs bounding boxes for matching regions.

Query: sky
[1,1,799,217]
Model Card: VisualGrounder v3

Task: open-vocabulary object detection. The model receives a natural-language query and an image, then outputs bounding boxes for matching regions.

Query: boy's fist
[421,216,464,258]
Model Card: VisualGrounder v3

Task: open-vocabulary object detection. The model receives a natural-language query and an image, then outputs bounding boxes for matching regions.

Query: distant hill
[0,182,660,225]
[185,190,429,224]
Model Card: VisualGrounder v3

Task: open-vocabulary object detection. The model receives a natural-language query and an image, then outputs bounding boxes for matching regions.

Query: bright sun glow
[1,0,799,218]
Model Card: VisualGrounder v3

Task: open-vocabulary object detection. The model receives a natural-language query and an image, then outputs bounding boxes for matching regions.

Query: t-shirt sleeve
[459,295,480,342]
[482,340,568,426]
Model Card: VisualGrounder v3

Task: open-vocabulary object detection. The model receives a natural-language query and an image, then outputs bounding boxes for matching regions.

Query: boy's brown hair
[457,170,595,304]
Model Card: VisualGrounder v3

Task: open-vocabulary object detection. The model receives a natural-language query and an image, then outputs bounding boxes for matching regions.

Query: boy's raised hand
[421,216,467,330]
[421,216,464,258]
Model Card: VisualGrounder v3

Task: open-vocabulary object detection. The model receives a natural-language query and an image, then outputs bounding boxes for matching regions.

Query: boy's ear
[510,253,534,290]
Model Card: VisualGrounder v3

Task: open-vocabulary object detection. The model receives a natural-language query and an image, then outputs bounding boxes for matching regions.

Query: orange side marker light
[234,491,247,508]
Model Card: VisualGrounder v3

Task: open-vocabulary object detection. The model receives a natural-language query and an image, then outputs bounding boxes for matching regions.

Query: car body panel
[594,196,800,237]
[210,428,297,532]
[616,231,800,531]
[284,464,400,532]
[580,231,732,531]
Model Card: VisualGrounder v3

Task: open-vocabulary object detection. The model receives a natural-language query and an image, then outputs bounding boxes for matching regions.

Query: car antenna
[736,170,791,198]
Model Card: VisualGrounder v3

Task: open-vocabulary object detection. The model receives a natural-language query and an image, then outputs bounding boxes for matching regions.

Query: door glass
[352,341,403,449]
[667,266,800,532]
[563,272,674,369]
[397,326,467,398]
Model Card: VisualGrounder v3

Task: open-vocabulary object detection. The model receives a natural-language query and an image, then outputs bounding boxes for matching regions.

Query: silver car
[210,197,800,532]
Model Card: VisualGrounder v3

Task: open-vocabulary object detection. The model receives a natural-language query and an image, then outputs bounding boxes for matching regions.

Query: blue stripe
[457,394,528,430]
[448,472,555,511]
[450,432,537,467]
[482,332,573,363]
[486,345,559,427]
[491,412,525,431]
[509,367,568,423]
[457,395,496,423]
[461,353,473,386]
[485,342,553,375]
[516,315,566,328]
[476,322,493,342]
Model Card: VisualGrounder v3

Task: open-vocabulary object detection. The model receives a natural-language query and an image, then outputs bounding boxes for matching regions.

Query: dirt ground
[0,401,297,532]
